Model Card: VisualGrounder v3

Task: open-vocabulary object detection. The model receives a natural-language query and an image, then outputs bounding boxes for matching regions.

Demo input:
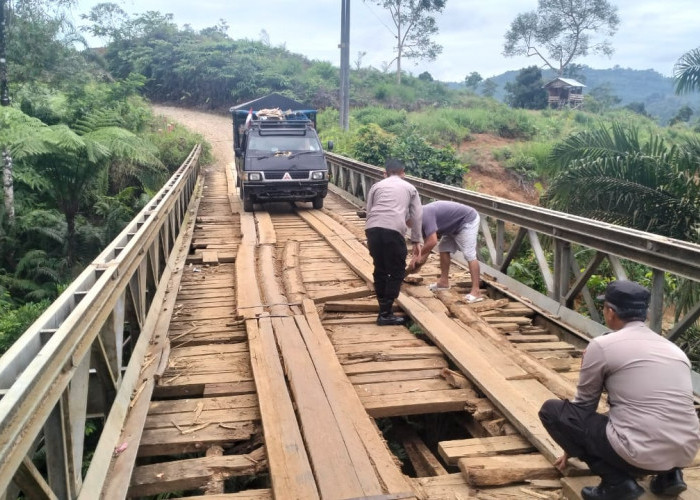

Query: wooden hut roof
[543,77,586,89]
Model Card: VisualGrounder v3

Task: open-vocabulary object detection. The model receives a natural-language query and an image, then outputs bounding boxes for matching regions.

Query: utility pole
[1,0,14,225]
[339,0,350,131]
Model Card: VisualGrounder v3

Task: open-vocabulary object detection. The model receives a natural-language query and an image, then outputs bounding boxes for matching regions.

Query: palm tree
[674,47,700,95]
[543,122,700,344]
[9,111,163,265]
[542,122,700,242]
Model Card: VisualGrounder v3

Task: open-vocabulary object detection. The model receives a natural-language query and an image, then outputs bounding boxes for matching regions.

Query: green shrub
[353,106,407,132]
[574,112,593,125]
[492,147,513,162]
[505,155,538,180]
[406,109,472,145]
[317,107,340,132]
[146,120,212,173]
[495,112,537,139]
[0,297,50,355]
[350,123,395,165]
[390,133,467,186]
[512,142,553,177]
[461,108,491,133]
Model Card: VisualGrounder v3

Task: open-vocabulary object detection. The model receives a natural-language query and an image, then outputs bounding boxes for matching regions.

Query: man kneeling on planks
[364,158,422,326]
[539,280,700,500]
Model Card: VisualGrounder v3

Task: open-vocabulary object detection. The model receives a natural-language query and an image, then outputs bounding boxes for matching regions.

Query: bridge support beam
[649,269,665,333]
[44,350,90,499]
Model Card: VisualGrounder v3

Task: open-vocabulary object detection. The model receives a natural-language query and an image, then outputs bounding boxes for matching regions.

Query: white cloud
[73,0,700,81]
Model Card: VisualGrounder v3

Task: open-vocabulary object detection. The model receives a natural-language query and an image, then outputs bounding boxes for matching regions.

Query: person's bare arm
[420,232,438,260]
[408,232,437,271]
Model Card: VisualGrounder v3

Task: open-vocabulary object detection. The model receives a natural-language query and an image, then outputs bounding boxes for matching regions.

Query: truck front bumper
[243,181,328,201]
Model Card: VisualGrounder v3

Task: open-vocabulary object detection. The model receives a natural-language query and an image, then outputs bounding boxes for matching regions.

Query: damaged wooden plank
[439,435,536,466]
[458,454,558,486]
[129,448,266,496]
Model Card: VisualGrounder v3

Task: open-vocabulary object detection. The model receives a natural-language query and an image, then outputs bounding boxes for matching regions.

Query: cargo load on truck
[230,93,332,212]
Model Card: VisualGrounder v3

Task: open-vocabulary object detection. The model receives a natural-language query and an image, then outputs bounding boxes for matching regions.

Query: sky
[70,0,700,82]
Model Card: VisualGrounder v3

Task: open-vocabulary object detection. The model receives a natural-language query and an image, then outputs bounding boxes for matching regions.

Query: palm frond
[12,166,53,192]
[674,47,700,95]
[0,108,47,144]
[543,153,700,239]
[15,210,67,247]
[73,109,126,135]
[548,121,642,171]
[45,125,87,154]
[84,127,162,167]
[10,125,86,160]
[15,250,64,284]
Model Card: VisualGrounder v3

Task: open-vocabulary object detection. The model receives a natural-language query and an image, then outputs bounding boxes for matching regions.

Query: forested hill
[455,66,700,124]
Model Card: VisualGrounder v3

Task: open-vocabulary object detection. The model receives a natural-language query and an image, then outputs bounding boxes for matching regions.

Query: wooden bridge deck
[113,159,700,499]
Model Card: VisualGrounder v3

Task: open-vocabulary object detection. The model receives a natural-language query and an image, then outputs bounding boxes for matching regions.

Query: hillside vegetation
[3,4,699,362]
[479,66,700,125]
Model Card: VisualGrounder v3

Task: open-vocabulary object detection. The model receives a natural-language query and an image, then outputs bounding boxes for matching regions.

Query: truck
[230,94,332,212]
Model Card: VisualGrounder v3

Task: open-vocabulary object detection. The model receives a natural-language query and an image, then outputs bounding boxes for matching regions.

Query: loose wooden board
[458,453,558,486]
[361,389,477,418]
[129,452,263,496]
[439,435,536,466]
[138,421,258,457]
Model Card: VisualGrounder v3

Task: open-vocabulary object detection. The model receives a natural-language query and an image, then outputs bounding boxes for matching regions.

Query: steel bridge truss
[327,152,700,342]
[0,146,201,499]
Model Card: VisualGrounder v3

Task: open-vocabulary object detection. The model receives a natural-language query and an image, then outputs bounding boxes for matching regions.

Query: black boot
[581,478,643,500]
[376,299,405,326]
[651,468,687,496]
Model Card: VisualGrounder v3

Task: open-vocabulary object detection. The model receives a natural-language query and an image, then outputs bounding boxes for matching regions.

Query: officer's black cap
[597,280,651,310]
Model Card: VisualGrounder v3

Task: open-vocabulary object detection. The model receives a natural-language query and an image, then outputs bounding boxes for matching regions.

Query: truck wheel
[312,196,324,210]
[240,185,254,212]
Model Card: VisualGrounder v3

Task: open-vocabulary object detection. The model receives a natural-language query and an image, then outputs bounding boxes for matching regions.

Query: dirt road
[153,106,233,169]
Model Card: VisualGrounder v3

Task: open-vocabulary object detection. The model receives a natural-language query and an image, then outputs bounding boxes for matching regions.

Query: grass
[317,93,691,187]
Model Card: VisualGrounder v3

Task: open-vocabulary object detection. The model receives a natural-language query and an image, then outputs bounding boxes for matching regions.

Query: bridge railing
[327,152,700,345]
[0,146,201,498]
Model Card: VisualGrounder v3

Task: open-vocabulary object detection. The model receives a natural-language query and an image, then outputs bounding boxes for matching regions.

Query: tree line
[0,0,207,352]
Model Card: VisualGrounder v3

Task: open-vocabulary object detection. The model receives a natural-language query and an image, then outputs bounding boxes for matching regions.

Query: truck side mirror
[234,148,242,158]
[327,140,334,151]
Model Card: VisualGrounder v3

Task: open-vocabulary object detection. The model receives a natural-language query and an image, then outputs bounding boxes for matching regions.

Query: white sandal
[465,293,485,304]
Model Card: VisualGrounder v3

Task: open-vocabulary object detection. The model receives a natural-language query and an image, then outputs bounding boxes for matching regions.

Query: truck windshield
[248,135,321,153]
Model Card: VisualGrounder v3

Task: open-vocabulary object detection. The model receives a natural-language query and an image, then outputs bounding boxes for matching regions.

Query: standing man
[408,200,483,303]
[539,280,700,500]
[365,158,422,326]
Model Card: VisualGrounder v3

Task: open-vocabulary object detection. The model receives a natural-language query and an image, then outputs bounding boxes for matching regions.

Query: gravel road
[152,106,233,168]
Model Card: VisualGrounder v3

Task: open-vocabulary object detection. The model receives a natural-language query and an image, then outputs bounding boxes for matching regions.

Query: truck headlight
[311,171,327,180]
[247,172,262,181]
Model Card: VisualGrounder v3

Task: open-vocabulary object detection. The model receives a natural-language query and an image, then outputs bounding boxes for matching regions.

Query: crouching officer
[539,280,700,500]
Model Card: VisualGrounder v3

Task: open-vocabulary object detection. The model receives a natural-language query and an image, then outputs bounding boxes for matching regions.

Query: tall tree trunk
[396,26,403,85]
[2,149,13,225]
[65,210,76,267]
[397,49,402,84]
